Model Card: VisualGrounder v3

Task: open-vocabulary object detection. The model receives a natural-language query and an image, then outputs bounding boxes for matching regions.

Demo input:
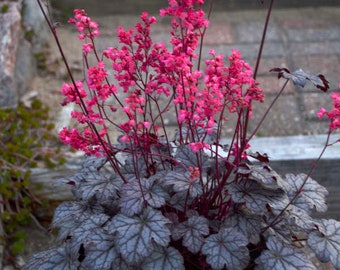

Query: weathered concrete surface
[0,1,22,108]
[0,0,50,108]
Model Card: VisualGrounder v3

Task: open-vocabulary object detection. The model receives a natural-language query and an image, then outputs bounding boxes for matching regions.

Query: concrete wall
[0,0,50,108]
[51,0,339,17]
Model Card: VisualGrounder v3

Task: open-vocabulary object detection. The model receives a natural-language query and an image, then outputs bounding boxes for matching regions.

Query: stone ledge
[29,134,340,219]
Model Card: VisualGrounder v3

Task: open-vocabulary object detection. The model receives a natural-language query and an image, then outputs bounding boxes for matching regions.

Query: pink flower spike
[317,108,327,119]
[82,43,93,54]
[143,122,151,129]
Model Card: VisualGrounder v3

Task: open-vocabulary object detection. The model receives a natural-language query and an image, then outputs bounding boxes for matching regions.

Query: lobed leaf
[202,227,249,270]
[51,201,95,241]
[80,227,117,270]
[164,171,202,197]
[284,173,328,213]
[141,247,185,270]
[229,179,289,213]
[255,236,316,270]
[169,190,193,211]
[24,243,80,270]
[108,208,171,264]
[285,205,316,232]
[120,178,169,216]
[82,155,108,171]
[69,214,110,255]
[172,215,209,253]
[225,206,262,244]
[82,170,119,201]
[307,219,340,268]
[174,144,208,169]
[241,164,286,190]
[270,68,329,92]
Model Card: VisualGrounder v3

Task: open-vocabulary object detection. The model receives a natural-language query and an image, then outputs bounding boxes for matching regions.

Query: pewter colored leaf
[284,173,328,213]
[82,155,108,171]
[229,179,289,213]
[285,205,315,232]
[202,227,249,270]
[255,236,316,270]
[24,243,79,270]
[81,227,116,270]
[172,215,209,253]
[270,68,329,92]
[120,178,169,216]
[109,208,171,264]
[79,170,119,201]
[165,171,202,197]
[142,247,185,270]
[169,191,192,211]
[245,164,286,190]
[307,219,340,268]
[175,144,208,168]
[51,201,95,241]
[225,206,262,244]
[70,214,110,255]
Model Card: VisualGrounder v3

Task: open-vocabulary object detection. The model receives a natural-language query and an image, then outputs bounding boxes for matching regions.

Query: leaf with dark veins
[284,173,328,213]
[108,208,171,264]
[202,227,249,270]
[51,201,95,241]
[225,206,262,244]
[172,215,209,253]
[23,243,80,270]
[120,178,169,216]
[164,171,202,197]
[270,68,329,92]
[141,247,185,270]
[307,219,340,268]
[81,227,117,270]
[255,236,316,270]
[229,179,289,213]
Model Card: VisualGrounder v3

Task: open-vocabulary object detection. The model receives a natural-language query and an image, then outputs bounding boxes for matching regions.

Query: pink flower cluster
[59,0,264,157]
[317,84,340,131]
[68,9,100,54]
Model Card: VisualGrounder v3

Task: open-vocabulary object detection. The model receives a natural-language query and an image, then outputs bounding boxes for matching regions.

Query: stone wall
[0,0,50,108]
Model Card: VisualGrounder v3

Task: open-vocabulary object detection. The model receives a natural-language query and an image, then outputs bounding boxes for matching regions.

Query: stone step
[30,134,340,219]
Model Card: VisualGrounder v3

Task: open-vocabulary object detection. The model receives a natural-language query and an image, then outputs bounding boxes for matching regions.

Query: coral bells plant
[26,0,340,269]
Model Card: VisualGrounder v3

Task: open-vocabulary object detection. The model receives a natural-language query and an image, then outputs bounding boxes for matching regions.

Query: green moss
[0,100,63,259]
[1,4,9,13]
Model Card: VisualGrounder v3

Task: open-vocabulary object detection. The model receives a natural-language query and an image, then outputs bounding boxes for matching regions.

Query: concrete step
[30,134,340,219]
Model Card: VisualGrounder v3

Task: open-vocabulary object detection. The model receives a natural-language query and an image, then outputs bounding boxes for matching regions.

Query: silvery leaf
[108,208,171,264]
[172,215,209,253]
[270,68,329,92]
[51,201,95,241]
[81,227,117,270]
[255,236,316,270]
[120,178,169,216]
[82,155,108,171]
[164,171,202,197]
[307,219,340,268]
[70,214,110,255]
[175,144,208,168]
[284,173,328,213]
[229,179,289,213]
[202,227,249,270]
[23,243,79,270]
[141,247,185,270]
[225,206,262,244]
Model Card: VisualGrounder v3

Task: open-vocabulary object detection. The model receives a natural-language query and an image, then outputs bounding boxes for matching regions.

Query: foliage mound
[26,0,340,269]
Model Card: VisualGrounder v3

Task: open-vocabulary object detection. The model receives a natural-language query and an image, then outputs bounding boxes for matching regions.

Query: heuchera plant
[27,0,340,269]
